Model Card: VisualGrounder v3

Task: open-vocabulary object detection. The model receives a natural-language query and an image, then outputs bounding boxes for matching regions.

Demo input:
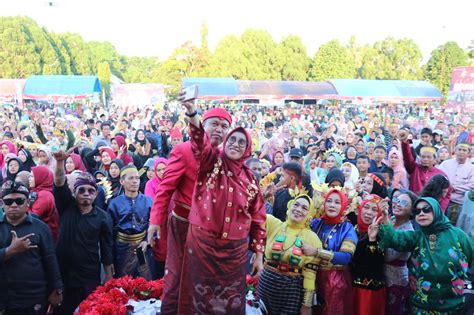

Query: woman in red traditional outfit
[180,99,267,315]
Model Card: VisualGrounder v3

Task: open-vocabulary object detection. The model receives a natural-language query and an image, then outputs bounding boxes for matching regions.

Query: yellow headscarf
[285,194,316,229]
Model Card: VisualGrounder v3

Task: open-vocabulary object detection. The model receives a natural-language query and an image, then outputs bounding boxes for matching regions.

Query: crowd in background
[0,98,473,315]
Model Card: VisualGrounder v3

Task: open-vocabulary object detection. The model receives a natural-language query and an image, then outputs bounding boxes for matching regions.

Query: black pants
[3,303,47,315]
[155,260,165,279]
[53,285,96,315]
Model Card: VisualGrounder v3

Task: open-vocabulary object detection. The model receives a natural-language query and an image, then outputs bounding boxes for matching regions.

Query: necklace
[315,221,339,249]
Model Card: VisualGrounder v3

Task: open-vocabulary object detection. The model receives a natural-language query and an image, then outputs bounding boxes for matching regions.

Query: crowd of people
[0,96,473,315]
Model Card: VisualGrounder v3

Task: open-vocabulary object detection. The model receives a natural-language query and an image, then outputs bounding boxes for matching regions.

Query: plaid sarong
[257,267,303,315]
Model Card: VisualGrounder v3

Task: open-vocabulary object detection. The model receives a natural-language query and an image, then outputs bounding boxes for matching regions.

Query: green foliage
[309,40,356,81]
[424,41,468,98]
[279,35,310,81]
[0,15,471,98]
[360,37,423,80]
[0,17,41,78]
[97,62,111,98]
[122,56,159,83]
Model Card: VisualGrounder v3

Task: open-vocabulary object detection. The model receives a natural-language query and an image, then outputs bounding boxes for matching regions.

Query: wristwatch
[185,111,198,118]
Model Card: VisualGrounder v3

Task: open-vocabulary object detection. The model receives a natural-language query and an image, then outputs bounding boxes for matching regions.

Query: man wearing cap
[0,181,63,314]
[399,129,451,210]
[169,128,183,148]
[439,143,474,222]
[52,151,114,315]
[108,165,153,279]
[147,107,232,314]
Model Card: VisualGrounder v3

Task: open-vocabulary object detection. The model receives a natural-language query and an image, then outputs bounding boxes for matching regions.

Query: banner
[447,66,474,113]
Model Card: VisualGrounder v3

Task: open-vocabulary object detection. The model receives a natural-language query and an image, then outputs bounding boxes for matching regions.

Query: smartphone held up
[182,85,199,102]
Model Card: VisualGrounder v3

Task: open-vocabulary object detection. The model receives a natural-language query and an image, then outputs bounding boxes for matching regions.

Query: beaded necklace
[270,223,303,266]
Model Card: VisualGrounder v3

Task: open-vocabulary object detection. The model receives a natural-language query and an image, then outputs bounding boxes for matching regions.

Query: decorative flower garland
[76,276,164,315]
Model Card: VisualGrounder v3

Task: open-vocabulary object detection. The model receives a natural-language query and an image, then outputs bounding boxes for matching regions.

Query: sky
[2,0,474,62]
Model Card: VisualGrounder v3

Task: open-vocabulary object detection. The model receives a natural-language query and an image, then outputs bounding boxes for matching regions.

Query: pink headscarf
[144,158,168,198]
[0,140,17,155]
[388,149,405,173]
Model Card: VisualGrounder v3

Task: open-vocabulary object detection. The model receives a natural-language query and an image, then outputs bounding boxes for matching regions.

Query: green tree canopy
[309,40,356,81]
[425,41,468,97]
[360,37,423,80]
[279,35,311,81]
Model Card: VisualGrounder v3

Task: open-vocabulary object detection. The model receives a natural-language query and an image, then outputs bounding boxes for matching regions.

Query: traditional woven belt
[318,264,347,271]
[116,231,146,244]
[265,260,302,275]
[172,202,190,222]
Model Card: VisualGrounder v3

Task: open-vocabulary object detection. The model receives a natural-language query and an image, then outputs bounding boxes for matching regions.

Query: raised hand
[398,129,409,142]
[52,150,69,162]
[7,231,37,256]
[368,217,382,242]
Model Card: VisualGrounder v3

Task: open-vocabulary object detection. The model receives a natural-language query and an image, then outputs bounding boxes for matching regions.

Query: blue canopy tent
[182,78,239,100]
[237,80,337,100]
[23,75,101,101]
[182,78,337,101]
[328,79,442,101]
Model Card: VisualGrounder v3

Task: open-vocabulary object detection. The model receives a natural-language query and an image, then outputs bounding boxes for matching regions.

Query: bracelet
[185,111,197,118]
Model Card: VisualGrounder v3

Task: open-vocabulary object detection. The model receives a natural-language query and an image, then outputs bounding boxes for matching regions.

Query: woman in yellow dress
[257,194,322,315]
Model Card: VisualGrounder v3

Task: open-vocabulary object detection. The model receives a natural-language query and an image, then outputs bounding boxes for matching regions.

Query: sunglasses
[392,197,410,208]
[413,206,432,216]
[338,141,346,145]
[3,197,27,206]
[76,187,97,195]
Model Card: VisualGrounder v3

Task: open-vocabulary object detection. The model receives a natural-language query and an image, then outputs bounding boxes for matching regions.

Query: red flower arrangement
[76,276,164,315]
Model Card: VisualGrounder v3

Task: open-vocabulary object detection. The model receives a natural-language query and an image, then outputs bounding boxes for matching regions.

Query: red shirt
[150,142,197,225]
[401,141,451,211]
[188,123,267,253]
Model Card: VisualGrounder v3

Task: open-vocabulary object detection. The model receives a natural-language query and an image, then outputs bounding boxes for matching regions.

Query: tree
[467,40,474,65]
[122,56,160,83]
[278,35,310,81]
[207,35,253,79]
[88,41,125,79]
[347,35,364,78]
[240,29,282,80]
[0,17,41,77]
[58,33,94,75]
[21,18,64,75]
[308,40,356,81]
[360,37,423,80]
[97,62,111,99]
[425,41,468,98]
[153,41,206,95]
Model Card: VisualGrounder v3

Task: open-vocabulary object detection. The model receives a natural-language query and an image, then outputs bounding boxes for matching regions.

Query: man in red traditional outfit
[147,107,232,314]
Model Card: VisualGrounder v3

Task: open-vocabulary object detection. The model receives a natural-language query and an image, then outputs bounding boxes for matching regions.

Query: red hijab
[31,166,54,192]
[67,153,87,174]
[322,189,349,225]
[221,127,253,175]
[357,194,382,234]
[99,147,117,170]
[113,136,133,165]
